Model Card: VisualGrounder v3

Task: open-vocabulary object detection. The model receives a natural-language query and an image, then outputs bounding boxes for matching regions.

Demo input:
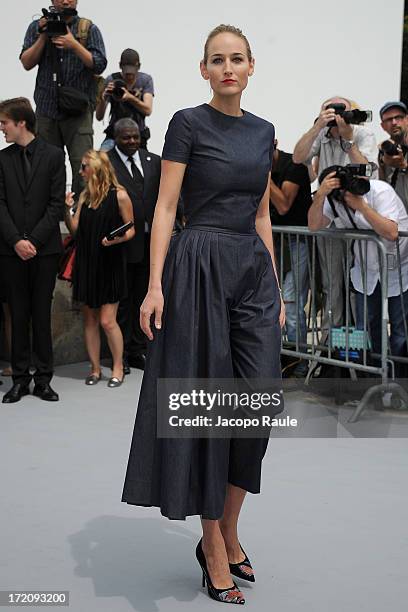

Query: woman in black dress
[122,25,284,604]
[65,150,135,387]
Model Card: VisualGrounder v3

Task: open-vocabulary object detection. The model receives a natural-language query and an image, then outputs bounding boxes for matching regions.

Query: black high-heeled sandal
[196,539,245,604]
[229,544,255,583]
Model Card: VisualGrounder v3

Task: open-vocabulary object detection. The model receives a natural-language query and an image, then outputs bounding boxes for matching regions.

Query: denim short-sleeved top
[162,104,275,233]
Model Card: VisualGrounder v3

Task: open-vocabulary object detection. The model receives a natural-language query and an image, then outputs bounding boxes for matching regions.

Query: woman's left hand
[279,295,286,328]
[101,237,117,247]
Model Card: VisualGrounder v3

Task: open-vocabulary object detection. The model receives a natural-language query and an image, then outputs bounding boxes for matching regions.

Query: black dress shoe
[128,354,146,370]
[2,383,30,404]
[123,363,131,376]
[229,544,255,583]
[33,383,59,402]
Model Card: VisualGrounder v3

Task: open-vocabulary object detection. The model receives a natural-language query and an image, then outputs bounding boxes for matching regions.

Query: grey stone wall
[51,278,88,366]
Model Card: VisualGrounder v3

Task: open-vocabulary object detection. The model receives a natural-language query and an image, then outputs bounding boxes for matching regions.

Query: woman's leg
[82,305,101,375]
[219,484,254,575]
[201,518,244,594]
[100,303,123,380]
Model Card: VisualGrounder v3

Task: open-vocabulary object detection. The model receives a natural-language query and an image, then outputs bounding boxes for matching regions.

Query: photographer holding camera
[293,96,378,335]
[309,167,408,369]
[293,96,378,171]
[20,0,107,197]
[379,101,408,214]
[96,49,154,151]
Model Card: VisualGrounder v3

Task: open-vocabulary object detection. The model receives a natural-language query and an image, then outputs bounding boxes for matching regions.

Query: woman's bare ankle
[219,524,245,563]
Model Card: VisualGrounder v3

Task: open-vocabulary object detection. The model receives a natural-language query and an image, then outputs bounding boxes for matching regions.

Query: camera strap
[327,194,339,219]
[48,17,93,87]
[391,168,400,189]
[49,40,63,87]
[327,194,358,229]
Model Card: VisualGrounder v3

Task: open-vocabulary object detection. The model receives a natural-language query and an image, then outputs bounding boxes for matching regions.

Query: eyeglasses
[382,114,406,124]
[81,163,89,171]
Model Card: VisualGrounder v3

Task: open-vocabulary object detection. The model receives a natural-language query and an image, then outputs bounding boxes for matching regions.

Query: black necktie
[127,156,143,182]
[21,147,31,184]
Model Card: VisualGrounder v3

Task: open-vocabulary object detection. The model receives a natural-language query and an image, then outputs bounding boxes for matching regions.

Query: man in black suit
[0,98,65,403]
[108,118,161,370]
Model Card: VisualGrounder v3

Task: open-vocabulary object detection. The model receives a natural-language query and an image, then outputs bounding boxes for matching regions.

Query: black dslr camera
[325,103,373,127]
[380,140,408,157]
[40,6,77,36]
[321,164,374,200]
[107,79,127,101]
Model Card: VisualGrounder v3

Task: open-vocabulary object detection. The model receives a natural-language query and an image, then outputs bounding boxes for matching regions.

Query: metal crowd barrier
[273,226,408,422]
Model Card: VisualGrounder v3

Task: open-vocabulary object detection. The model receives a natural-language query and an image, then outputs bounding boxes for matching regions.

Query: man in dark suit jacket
[0,98,65,403]
[108,118,161,370]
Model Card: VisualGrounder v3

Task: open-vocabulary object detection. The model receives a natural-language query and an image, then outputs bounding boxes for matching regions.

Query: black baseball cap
[379,101,407,119]
[120,49,141,72]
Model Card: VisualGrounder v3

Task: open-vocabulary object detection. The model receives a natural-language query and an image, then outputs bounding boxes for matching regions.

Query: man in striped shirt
[20,0,107,197]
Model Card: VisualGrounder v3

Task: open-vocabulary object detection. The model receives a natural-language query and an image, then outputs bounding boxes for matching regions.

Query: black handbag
[58,85,89,117]
[50,42,90,117]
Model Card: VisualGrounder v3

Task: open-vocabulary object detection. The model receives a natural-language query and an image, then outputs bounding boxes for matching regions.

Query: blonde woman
[65,150,135,387]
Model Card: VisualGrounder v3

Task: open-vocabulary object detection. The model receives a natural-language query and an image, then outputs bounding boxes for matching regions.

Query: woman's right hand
[140,287,164,341]
[65,191,76,208]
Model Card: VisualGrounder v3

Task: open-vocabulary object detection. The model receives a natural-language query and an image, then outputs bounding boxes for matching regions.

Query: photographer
[379,101,408,214]
[293,96,378,335]
[96,49,154,151]
[293,96,378,171]
[309,168,408,369]
[20,0,107,197]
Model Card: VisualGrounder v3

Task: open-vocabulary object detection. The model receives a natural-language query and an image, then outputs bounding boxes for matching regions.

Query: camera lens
[381,140,400,157]
[112,80,126,100]
[343,109,373,125]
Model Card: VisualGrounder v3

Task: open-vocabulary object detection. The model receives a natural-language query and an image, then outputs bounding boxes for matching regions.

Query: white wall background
[1,0,405,160]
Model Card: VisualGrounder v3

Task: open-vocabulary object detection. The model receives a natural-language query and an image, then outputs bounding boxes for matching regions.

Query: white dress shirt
[115,146,144,178]
[323,180,408,296]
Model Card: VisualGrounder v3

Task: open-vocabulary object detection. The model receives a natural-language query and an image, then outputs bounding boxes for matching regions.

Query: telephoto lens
[342,109,373,125]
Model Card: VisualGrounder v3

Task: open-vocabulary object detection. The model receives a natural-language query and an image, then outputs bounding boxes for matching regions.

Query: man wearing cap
[96,48,154,151]
[379,101,408,214]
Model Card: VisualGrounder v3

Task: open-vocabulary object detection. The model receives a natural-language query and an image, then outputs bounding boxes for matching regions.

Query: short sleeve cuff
[161,154,190,164]
[162,110,194,165]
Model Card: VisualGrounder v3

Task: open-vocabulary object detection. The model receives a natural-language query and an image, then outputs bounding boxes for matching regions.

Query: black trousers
[1,255,59,386]
[117,236,150,360]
